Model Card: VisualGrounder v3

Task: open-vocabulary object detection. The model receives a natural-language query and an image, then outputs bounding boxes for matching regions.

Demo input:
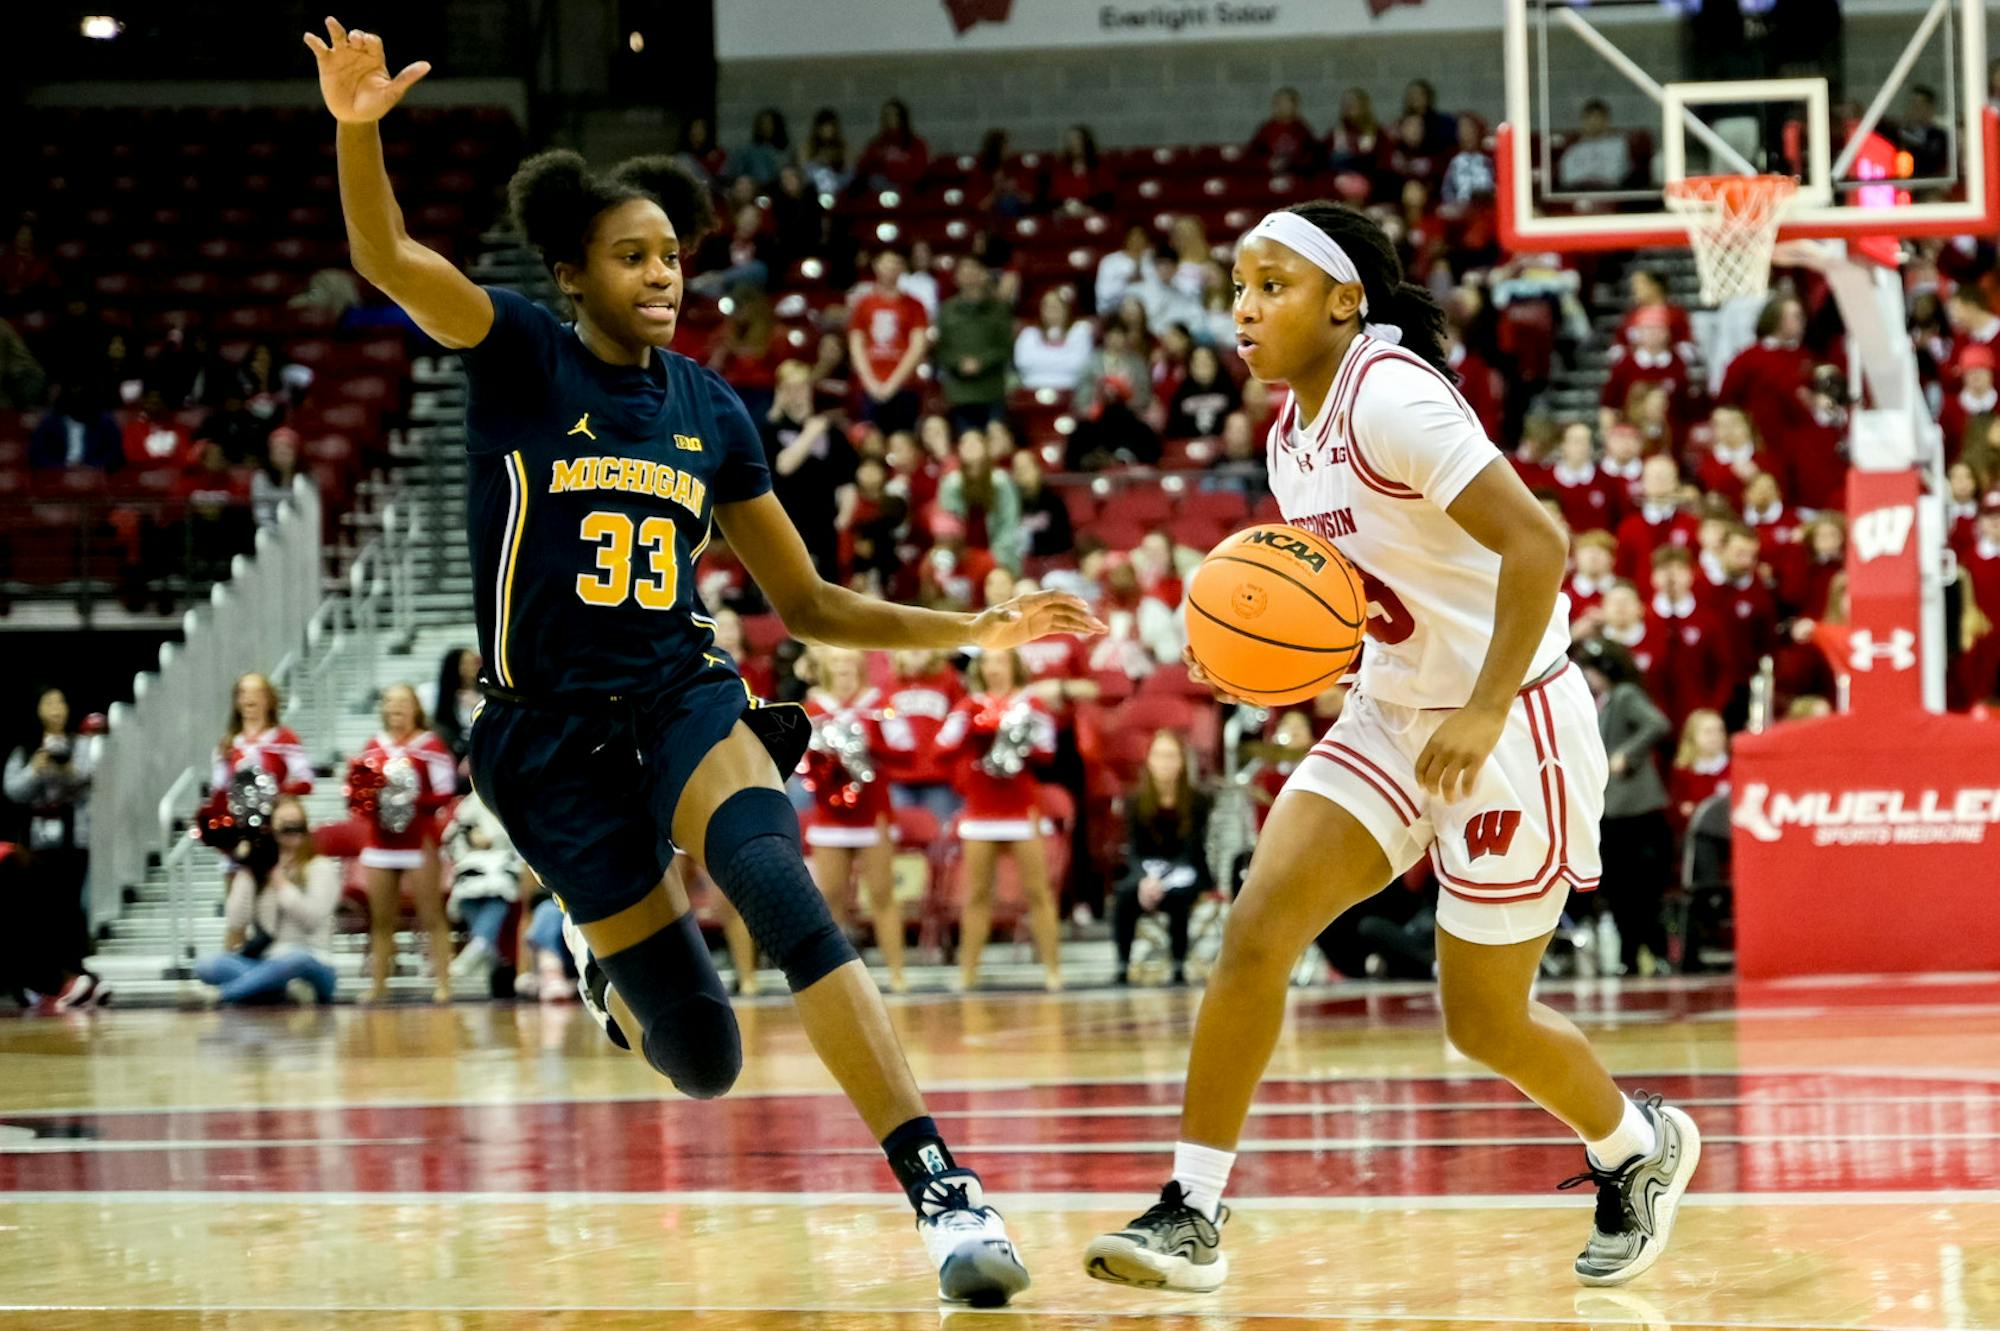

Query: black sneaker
[1559,1093,1702,1287]
[1083,1181,1229,1292]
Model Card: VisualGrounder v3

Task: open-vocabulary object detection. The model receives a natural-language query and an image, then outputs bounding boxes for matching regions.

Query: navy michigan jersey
[458,287,772,695]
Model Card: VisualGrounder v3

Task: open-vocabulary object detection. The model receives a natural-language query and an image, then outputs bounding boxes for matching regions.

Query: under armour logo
[1848,628,1916,672]
[1465,809,1521,861]
[1296,451,1317,473]
[568,414,596,441]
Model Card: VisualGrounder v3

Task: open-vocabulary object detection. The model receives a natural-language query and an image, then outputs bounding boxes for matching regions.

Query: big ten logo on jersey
[674,433,704,453]
[1242,527,1330,572]
[550,455,707,521]
[1853,505,1915,563]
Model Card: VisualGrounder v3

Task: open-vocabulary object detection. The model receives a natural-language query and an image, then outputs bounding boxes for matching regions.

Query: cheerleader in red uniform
[349,683,457,1003]
[877,648,967,826]
[1666,709,1731,838]
[938,649,1061,991]
[800,648,906,992]
[212,673,313,804]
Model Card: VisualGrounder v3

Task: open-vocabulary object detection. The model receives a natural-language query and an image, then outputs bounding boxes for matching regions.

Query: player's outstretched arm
[717,494,1105,652]
[305,17,494,350]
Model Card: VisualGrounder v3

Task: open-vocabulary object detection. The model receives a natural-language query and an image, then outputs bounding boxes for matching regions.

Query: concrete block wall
[717,13,1985,160]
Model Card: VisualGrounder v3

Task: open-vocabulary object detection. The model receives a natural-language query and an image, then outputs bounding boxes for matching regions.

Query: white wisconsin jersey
[1265,335,1570,709]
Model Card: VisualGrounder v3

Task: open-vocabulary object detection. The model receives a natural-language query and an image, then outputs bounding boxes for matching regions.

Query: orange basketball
[1184,524,1367,705]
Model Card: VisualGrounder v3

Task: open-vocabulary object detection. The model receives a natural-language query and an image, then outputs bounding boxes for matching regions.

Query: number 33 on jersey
[459,288,775,697]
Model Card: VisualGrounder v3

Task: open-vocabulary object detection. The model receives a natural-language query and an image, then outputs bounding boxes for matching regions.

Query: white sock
[1585,1097,1656,1169]
[1171,1141,1236,1220]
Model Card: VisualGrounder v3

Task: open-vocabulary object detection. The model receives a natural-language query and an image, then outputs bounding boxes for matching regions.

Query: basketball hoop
[1663,174,1800,305]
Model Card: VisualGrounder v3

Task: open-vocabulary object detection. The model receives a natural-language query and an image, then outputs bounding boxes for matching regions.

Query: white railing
[90,479,323,932]
[107,494,424,972]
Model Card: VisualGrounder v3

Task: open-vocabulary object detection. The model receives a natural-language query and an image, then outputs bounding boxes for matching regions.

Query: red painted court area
[8,1067,2000,1199]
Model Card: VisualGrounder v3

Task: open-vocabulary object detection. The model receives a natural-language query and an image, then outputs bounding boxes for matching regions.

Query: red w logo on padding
[943,0,1013,34]
[1465,809,1521,862]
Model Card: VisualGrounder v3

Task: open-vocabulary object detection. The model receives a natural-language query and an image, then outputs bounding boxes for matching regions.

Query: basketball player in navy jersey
[309,19,1102,1305]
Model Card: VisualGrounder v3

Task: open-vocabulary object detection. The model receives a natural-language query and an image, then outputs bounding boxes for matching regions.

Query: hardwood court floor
[7,973,2000,1329]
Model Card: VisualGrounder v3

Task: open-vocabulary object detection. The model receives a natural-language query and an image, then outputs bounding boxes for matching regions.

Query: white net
[1663,175,1800,305]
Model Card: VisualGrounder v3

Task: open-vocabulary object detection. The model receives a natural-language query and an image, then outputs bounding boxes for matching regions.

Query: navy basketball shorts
[468,657,810,924]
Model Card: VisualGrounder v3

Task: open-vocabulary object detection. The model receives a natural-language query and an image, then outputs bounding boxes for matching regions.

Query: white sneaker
[915,1171,1031,1306]
[284,977,319,1006]
[449,936,494,980]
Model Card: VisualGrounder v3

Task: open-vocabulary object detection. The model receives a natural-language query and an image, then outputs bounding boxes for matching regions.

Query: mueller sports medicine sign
[718,0,1472,59]
[1734,781,2000,848]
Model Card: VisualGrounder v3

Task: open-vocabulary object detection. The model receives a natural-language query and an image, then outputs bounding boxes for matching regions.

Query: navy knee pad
[704,787,857,991]
[595,911,742,1100]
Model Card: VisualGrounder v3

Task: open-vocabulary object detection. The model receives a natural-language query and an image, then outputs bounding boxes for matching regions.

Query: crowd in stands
[8,76,2000,1006]
[0,106,520,609]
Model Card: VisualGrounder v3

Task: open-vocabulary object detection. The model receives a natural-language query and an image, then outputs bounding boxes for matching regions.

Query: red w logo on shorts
[1465,809,1522,861]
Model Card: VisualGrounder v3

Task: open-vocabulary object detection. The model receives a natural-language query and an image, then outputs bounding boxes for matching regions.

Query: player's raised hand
[1414,703,1506,803]
[971,590,1106,651]
[304,17,431,124]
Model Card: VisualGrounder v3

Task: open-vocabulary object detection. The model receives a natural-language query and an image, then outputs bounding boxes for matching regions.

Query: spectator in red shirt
[1325,87,1389,193]
[1599,306,1697,437]
[1667,709,1732,836]
[1960,498,2000,704]
[1945,285,2000,391]
[1947,460,1986,553]
[1600,422,1646,506]
[1717,294,1812,445]
[1545,422,1623,534]
[1047,124,1114,213]
[710,607,775,701]
[1598,579,1666,691]
[885,427,939,514]
[877,647,967,826]
[1616,268,1694,356]
[1248,86,1319,173]
[1797,513,1847,619]
[1387,113,1443,193]
[1693,405,1778,511]
[1648,547,1734,723]
[1741,468,1806,610]
[1699,522,1777,681]
[1621,380,1679,460]
[1566,529,1619,635]
[1614,454,1700,581]
[121,387,197,469]
[847,249,929,433]
[854,97,930,191]
[1941,344,1999,460]
[1767,364,1850,515]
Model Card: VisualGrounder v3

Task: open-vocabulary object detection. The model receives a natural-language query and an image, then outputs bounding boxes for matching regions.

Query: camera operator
[4,687,103,1010]
[193,794,340,1005]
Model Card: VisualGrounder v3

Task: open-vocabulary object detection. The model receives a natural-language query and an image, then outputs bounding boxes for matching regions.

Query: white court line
[5,1064,1982,1120]
[2,1063,1992,1122]
[3,1187,1999,1212]
[830,1131,2000,1154]
[0,1302,1883,1329]
[930,1093,2000,1120]
[0,1137,427,1155]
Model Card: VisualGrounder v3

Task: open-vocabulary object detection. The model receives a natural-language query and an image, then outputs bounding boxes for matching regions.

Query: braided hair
[1282,200,1452,378]
[506,149,717,278]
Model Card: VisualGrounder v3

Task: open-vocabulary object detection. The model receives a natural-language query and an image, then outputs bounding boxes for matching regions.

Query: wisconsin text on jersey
[548,453,709,518]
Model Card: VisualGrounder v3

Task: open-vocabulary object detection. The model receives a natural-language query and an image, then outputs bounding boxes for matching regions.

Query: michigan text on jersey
[547,455,708,517]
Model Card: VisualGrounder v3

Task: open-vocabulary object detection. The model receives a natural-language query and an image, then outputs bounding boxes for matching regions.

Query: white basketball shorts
[1281,661,1607,946]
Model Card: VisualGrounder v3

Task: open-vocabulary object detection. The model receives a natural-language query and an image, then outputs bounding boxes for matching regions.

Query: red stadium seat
[1098,488,1174,527]
[1178,490,1250,528]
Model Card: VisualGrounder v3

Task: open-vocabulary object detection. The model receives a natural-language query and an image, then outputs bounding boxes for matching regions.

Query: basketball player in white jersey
[1084,203,1700,1292]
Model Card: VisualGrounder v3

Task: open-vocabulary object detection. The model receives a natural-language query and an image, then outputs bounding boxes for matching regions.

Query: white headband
[1241,211,1403,346]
